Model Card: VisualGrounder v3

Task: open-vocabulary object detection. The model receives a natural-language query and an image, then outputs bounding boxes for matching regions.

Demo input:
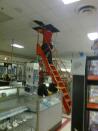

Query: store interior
[0,0,98,131]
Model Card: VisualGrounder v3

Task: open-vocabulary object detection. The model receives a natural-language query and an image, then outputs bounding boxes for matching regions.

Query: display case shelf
[9,119,35,131]
[87,103,98,111]
[88,75,98,81]
[0,106,28,121]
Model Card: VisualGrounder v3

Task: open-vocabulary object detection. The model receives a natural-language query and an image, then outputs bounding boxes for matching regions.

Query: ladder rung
[66,99,71,103]
[58,87,65,90]
[49,64,54,66]
[64,95,70,100]
[62,86,67,93]
[57,81,64,83]
[50,66,56,70]
[64,93,69,97]
[50,65,55,68]
[58,83,65,87]
[53,69,58,72]
[69,106,71,109]
[51,68,56,71]
[53,75,60,79]
[55,77,62,82]
[55,80,62,83]
[53,71,58,75]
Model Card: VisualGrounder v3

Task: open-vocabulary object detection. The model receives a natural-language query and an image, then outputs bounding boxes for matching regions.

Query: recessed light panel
[62,0,80,5]
[11,44,24,49]
[88,32,98,41]
[4,57,7,61]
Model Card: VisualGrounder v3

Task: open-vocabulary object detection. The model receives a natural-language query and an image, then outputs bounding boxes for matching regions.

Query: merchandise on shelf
[89,86,98,103]
[88,60,98,76]
[89,112,98,131]
[0,111,36,131]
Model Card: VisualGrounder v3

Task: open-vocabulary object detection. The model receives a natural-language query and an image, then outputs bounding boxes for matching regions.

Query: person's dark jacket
[38,84,48,96]
[48,83,58,93]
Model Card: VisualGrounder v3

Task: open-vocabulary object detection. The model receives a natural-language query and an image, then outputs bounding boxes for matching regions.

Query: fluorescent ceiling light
[88,32,98,41]
[61,68,71,72]
[62,0,80,4]
[4,57,7,61]
[11,44,24,49]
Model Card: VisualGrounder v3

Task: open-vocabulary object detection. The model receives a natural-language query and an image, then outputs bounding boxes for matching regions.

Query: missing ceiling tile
[0,11,13,23]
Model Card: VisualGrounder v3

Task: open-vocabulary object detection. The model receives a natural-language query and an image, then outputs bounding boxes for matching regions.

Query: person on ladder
[33,20,60,64]
[41,29,53,64]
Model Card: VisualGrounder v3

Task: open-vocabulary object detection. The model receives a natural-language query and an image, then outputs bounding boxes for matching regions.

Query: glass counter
[0,87,62,131]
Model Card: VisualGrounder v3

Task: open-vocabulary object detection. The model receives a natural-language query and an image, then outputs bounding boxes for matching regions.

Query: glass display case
[0,87,62,131]
[85,57,98,131]
[0,90,38,131]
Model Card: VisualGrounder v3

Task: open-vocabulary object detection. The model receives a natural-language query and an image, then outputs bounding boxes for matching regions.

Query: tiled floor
[61,114,71,131]
[56,116,71,131]
[61,121,71,131]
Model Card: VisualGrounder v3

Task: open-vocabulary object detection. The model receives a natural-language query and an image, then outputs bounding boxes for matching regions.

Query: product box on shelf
[88,60,98,76]
[89,86,98,103]
[89,112,98,131]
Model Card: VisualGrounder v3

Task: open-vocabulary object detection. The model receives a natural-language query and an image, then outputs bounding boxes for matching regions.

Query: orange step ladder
[37,44,71,114]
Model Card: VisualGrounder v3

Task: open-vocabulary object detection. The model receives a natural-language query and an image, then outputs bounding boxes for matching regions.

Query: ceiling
[0,0,98,58]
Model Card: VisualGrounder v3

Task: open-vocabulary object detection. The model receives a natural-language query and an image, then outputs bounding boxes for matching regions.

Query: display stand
[84,56,98,131]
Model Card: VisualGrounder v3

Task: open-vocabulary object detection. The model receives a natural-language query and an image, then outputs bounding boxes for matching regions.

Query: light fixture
[11,43,24,49]
[4,57,7,61]
[61,68,71,72]
[88,32,98,41]
[61,68,66,72]
[62,0,80,5]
